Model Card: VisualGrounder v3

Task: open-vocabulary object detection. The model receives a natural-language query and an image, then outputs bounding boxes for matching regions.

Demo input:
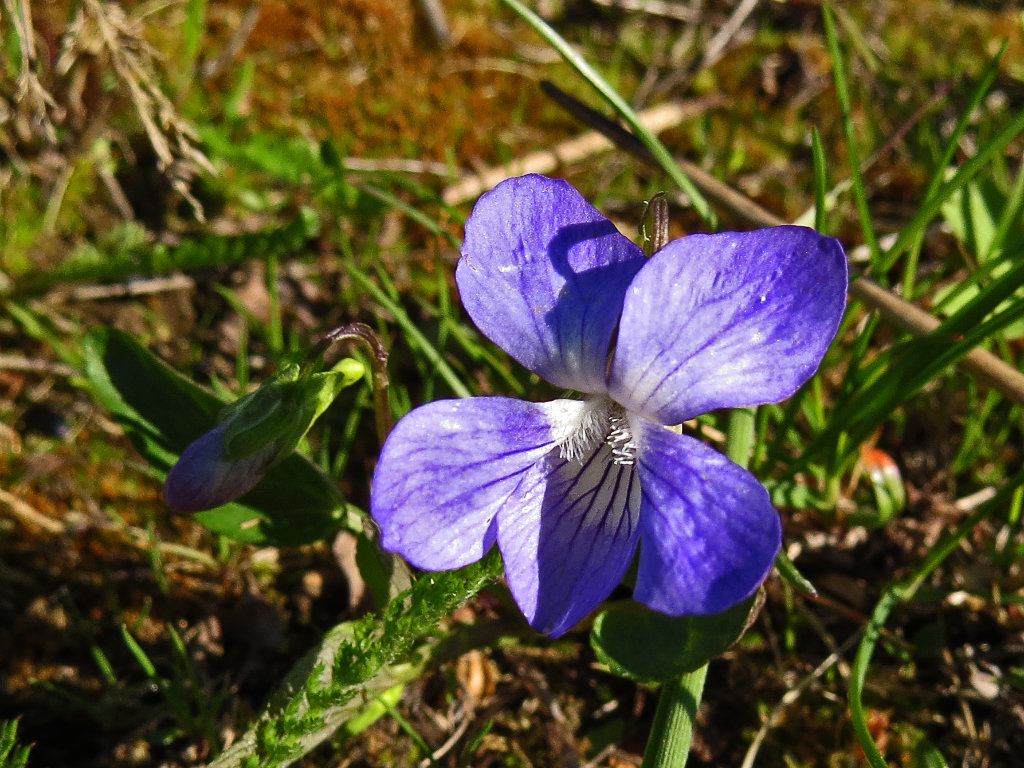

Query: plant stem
[724,407,756,467]
[641,665,709,768]
[313,323,393,446]
[642,408,756,766]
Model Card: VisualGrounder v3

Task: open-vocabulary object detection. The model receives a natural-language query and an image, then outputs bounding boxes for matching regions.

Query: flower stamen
[556,399,636,466]
[606,408,637,466]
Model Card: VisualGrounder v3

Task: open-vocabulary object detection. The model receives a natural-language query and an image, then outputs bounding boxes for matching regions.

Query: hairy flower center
[558,398,637,466]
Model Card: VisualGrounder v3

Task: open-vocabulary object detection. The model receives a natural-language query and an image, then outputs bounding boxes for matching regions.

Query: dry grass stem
[0,487,67,534]
[56,0,213,221]
[200,3,261,81]
[442,96,723,206]
[1,0,63,144]
[589,0,701,23]
[0,355,78,378]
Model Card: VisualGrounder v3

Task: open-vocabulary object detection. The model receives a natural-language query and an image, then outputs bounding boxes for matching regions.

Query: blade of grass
[179,0,207,96]
[985,163,1024,262]
[811,127,829,234]
[354,182,459,248]
[901,44,1006,297]
[497,0,715,227]
[121,624,159,678]
[881,101,1024,273]
[822,3,880,268]
[849,469,1024,768]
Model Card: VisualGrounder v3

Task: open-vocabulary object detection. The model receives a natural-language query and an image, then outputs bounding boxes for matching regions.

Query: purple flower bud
[163,423,277,513]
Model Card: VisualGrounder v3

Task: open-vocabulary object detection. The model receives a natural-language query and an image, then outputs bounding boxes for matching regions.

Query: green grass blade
[882,103,1024,273]
[497,0,715,227]
[920,43,1006,209]
[121,625,159,678]
[347,264,472,400]
[899,43,1006,297]
[811,127,829,234]
[181,0,207,84]
[986,163,1024,262]
[354,182,459,248]
[821,3,879,267]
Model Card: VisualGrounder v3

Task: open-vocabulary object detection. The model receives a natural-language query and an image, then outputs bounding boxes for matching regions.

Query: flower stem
[640,665,709,768]
[642,407,757,766]
[314,323,393,447]
[724,407,756,467]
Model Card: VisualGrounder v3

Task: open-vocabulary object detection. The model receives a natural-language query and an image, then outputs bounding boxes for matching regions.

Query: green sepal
[590,596,757,683]
[220,358,364,461]
[82,328,350,546]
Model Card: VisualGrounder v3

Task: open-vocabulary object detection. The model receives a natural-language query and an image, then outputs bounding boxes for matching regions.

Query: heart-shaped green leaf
[590,596,757,682]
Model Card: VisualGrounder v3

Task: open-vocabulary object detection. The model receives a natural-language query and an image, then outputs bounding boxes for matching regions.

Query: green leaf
[209,555,503,768]
[911,737,949,768]
[222,360,364,461]
[590,597,756,683]
[0,719,31,768]
[941,176,1007,261]
[82,328,346,546]
[937,177,1024,337]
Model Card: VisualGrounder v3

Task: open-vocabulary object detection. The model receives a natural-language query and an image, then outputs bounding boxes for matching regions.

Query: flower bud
[163,358,364,513]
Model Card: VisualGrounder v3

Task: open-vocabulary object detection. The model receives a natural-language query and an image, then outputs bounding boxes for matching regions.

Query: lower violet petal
[633,421,781,615]
[498,442,641,637]
[372,397,586,571]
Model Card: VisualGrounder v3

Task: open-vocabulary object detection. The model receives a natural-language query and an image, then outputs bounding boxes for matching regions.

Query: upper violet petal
[371,397,587,571]
[457,175,646,393]
[164,424,274,513]
[497,442,642,637]
[632,421,781,615]
[608,226,848,424]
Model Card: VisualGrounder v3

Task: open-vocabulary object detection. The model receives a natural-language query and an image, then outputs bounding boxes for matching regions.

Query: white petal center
[547,396,638,466]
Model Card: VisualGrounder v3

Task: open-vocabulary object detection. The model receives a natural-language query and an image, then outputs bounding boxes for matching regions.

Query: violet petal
[164,424,273,513]
[633,420,781,615]
[458,174,645,393]
[372,397,587,570]
[498,442,642,637]
[608,226,848,424]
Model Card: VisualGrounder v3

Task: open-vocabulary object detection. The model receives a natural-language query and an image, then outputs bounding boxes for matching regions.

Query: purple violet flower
[371,174,848,636]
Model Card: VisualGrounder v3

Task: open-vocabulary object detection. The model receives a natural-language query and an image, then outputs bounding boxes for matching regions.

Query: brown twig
[0,487,67,535]
[589,0,701,23]
[414,0,452,49]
